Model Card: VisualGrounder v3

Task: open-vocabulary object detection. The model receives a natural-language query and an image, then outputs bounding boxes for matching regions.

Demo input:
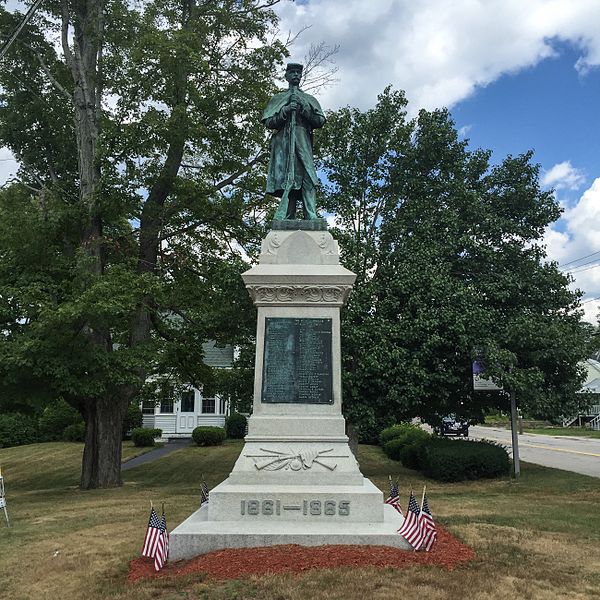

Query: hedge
[122,402,143,439]
[225,413,247,439]
[0,413,38,448]
[192,426,225,446]
[131,428,162,447]
[38,400,82,442]
[379,423,427,446]
[418,438,510,482]
[382,426,430,460]
[63,422,86,442]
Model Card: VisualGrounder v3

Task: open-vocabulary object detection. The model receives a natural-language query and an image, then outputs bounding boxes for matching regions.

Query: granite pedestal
[169,227,410,559]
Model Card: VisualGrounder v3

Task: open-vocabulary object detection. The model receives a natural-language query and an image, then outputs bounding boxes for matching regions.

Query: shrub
[381,425,430,461]
[38,399,82,442]
[131,428,159,447]
[382,437,406,461]
[192,426,225,446]
[398,440,428,470]
[419,438,510,482]
[379,423,426,446]
[225,413,247,439]
[122,402,143,439]
[62,422,86,442]
[0,413,38,448]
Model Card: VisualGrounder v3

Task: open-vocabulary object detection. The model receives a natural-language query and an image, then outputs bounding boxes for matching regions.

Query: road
[468,425,600,478]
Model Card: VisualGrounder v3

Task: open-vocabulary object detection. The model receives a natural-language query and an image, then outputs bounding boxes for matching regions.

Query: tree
[316,88,592,441]
[0,0,287,487]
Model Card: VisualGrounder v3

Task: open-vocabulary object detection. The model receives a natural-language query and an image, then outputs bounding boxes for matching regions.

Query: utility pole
[509,389,521,479]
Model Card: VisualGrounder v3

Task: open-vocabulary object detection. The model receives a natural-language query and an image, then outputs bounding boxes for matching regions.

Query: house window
[219,397,227,415]
[141,400,155,415]
[181,390,195,412]
[202,398,216,414]
[160,387,174,414]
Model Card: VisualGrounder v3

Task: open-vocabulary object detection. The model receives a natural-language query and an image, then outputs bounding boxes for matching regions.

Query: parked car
[439,415,469,437]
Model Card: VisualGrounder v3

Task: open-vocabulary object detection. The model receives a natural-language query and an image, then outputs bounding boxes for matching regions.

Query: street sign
[472,361,503,391]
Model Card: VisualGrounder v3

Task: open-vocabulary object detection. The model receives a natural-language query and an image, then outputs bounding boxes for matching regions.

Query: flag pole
[420,485,426,510]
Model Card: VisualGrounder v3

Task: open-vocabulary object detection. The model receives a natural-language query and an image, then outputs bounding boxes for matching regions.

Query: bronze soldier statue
[262,63,326,221]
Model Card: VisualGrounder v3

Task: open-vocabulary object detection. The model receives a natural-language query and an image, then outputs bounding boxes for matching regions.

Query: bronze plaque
[261,317,333,404]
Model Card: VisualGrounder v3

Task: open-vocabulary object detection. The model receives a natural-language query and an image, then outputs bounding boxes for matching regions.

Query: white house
[563,358,600,430]
[141,341,233,437]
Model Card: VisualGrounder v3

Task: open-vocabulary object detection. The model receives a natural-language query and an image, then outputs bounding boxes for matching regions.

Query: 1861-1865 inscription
[262,317,333,404]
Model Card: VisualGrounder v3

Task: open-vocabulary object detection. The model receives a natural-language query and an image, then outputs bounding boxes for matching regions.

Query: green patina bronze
[262,63,326,221]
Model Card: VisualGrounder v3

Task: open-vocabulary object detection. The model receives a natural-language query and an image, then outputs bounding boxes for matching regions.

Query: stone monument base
[169,228,413,561]
[169,502,410,560]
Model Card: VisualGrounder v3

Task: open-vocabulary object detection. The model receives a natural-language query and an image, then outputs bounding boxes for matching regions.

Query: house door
[177,390,196,433]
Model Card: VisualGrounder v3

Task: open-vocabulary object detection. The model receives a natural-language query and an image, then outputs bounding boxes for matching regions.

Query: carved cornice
[246,284,353,305]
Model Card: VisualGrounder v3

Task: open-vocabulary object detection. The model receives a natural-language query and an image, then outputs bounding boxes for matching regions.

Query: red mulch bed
[127,525,475,583]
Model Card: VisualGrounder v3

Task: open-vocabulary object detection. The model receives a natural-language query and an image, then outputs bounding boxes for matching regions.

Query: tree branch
[31,47,72,101]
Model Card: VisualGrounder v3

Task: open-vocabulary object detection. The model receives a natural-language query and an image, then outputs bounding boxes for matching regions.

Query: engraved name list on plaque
[261,317,333,405]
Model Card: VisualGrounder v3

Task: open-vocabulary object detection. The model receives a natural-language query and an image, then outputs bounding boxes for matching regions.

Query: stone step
[206,477,384,523]
[169,503,411,560]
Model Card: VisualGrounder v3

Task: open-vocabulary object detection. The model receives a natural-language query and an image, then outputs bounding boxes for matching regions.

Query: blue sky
[274,0,600,322]
[1,0,600,320]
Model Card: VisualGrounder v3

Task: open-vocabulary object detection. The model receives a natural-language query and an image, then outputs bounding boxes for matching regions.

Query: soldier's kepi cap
[286,62,303,72]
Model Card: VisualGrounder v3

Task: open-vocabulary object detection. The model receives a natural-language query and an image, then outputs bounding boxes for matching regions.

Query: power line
[568,263,600,276]
[559,249,600,269]
[0,0,45,61]
[581,296,600,305]
[562,256,600,272]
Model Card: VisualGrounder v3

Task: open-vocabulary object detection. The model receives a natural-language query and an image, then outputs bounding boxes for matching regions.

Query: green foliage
[192,426,225,447]
[382,437,405,461]
[0,0,288,486]
[419,438,510,481]
[122,402,143,439]
[398,441,428,470]
[379,423,424,446]
[225,412,247,439]
[62,422,86,442]
[316,87,592,430]
[38,399,83,442]
[382,426,430,461]
[131,428,160,447]
[0,413,38,448]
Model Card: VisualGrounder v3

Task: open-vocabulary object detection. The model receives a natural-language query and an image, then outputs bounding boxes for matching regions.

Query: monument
[169,64,410,559]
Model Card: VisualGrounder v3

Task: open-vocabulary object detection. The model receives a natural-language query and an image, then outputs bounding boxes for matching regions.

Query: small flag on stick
[418,487,437,551]
[200,476,210,507]
[141,505,161,558]
[153,506,169,572]
[397,490,424,550]
[384,475,403,514]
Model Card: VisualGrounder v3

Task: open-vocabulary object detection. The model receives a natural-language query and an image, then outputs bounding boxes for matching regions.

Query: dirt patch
[127,525,475,583]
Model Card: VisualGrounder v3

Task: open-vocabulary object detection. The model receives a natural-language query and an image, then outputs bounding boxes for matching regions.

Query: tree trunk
[80,396,128,489]
[345,421,359,457]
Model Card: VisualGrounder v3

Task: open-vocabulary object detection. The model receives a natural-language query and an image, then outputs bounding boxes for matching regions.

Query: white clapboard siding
[197,415,226,428]
[153,415,177,434]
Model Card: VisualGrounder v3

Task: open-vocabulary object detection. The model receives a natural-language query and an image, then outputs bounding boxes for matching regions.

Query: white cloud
[457,124,472,138]
[544,177,600,323]
[541,161,586,190]
[275,0,600,112]
[0,147,19,186]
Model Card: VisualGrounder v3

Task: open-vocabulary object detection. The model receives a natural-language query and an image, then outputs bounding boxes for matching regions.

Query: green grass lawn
[1,440,599,599]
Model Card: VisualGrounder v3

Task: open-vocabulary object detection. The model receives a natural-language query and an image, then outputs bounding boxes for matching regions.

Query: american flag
[200,477,210,507]
[397,491,424,550]
[141,507,161,557]
[153,511,169,572]
[384,475,403,514]
[418,493,437,551]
